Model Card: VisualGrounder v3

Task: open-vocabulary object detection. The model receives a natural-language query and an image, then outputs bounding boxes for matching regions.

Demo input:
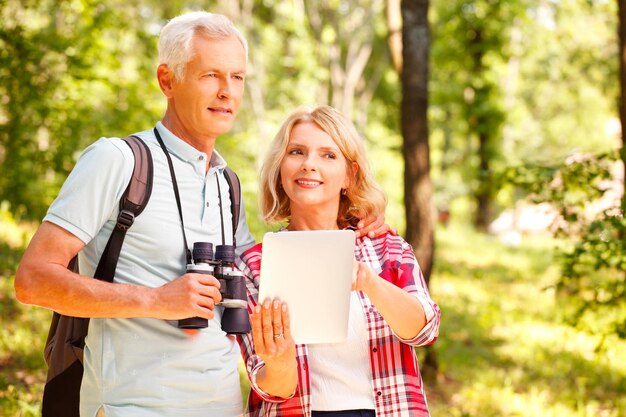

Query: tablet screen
[258,230,355,344]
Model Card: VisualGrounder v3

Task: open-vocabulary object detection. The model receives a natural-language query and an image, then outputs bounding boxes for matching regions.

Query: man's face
[169,35,246,141]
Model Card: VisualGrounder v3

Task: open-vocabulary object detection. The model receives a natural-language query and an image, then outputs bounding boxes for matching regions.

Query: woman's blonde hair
[259,105,386,227]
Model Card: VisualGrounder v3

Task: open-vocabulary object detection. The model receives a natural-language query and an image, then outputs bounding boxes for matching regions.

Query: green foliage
[430,0,618,225]
[503,151,626,341]
[513,0,618,162]
[431,0,529,227]
[558,213,626,339]
[501,152,617,223]
[0,0,161,220]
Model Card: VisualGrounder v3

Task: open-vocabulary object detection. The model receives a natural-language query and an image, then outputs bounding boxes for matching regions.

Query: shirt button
[372,347,378,353]
[377,391,382,396]
[199,155,204,160]
[206,202,210,207]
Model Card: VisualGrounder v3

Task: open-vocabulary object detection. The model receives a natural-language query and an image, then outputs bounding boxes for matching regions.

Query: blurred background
[1,0,624,416]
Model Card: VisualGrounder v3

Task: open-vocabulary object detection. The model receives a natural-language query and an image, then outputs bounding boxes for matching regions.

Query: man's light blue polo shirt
[44,122,256,417]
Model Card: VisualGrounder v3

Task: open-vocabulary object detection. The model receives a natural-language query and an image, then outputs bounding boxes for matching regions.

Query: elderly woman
[237,105,440,417]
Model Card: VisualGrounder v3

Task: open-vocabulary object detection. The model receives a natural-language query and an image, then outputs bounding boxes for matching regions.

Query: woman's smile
[295,178,323,188]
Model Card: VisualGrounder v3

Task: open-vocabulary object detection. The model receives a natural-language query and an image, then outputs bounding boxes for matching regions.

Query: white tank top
[307,292,376,411]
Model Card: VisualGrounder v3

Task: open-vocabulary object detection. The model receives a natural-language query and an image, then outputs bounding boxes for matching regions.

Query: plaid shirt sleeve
[396,238,440,346]
[356,233,440,346]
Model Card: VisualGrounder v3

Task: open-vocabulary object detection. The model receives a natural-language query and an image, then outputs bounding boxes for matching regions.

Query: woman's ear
[344,161,359,189]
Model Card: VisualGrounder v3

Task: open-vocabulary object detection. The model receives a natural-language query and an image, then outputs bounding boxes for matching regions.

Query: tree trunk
[401,0,437,376]
[475,131,493,231]
[401,0,434,283]
[468,27,495,232]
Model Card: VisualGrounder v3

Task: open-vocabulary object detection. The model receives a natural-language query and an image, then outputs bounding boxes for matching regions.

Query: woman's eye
[324,152,337,159]
[288,149,303,155]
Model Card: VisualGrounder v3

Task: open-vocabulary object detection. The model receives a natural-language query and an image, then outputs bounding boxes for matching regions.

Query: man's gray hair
[158,11,248,81]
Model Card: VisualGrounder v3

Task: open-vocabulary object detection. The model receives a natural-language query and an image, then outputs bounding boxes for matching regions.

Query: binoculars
[178,242,251,335]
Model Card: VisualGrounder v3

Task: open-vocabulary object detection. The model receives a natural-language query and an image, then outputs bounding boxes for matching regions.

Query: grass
[425,222,626,417]
[1,218,625,416]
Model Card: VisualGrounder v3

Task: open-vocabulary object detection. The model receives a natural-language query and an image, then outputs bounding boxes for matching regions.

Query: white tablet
[258,229,355,344]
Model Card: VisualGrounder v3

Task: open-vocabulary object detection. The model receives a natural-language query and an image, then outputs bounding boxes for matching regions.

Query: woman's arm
[353,261,426,340]
[353,237,440,343]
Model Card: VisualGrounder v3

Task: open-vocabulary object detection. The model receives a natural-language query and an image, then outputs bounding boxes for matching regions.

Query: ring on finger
[273,333,283,339]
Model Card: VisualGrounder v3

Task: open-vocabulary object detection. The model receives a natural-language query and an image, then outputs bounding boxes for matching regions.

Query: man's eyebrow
[201,67,246,75]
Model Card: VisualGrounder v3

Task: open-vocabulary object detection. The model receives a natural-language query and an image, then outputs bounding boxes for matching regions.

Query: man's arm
[15,221,222,320]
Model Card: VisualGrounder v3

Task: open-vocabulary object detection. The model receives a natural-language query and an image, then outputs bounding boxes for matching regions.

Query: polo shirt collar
[155,121,227,171]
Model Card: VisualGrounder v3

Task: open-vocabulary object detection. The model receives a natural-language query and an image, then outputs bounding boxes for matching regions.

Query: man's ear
[157,64,176,97]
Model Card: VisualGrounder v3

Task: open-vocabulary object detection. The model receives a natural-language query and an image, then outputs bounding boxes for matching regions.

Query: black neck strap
[153,127,231,262]
[154,127,191,264]
[216,175,226,246]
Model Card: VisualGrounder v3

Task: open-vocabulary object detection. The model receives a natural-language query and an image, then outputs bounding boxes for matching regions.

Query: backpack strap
[93,135,153,281]
[223,166,241,247]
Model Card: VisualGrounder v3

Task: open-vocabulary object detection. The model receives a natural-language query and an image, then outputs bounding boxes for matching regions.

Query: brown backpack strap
[93,135,153,281]
[223,166,241,246]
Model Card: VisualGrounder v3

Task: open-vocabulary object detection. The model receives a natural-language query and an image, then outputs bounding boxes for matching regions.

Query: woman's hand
[250,298,298,398]
[352,261,377,294]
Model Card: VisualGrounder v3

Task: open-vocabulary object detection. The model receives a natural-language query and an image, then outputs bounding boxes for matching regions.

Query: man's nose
[217,79,231,99]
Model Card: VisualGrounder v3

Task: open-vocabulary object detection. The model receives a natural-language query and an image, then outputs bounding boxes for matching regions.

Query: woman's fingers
[251,298,293,359]
[251,304,267,352]
[271,299,284,339]
[281,303,292,343]
[261,299,276,349]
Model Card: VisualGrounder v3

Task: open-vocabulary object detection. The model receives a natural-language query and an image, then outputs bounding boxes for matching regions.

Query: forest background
[1,0,625,416]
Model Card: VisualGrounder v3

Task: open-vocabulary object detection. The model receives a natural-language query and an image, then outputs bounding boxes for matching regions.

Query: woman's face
[280,122,350,215]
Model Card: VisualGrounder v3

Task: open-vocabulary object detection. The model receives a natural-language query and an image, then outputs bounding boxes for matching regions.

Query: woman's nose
[301,155,317,171]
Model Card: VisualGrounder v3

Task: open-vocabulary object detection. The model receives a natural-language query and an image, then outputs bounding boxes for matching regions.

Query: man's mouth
[208,107,232,114]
